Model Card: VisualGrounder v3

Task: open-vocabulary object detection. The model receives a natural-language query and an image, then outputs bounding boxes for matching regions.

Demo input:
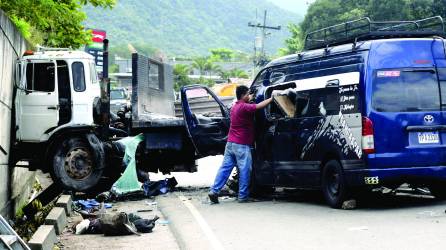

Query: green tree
[0,0,115,48]
[220,68,249,79]
[173,64,192,91]
[209,48,235,61]
[279,23,304,55]
[191,57,208,76]
[281,0,446,55]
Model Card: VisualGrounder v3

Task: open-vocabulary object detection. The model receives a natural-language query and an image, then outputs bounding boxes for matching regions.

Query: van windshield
[372,69,440,112]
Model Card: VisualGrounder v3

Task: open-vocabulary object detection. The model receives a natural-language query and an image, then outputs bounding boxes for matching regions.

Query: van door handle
[47,106,58,110]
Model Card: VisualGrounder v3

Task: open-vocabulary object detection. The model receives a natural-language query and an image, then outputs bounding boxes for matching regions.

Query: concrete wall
[0,9,35,217]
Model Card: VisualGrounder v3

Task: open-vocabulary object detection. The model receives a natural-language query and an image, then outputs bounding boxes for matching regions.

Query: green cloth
[112,134,145,195]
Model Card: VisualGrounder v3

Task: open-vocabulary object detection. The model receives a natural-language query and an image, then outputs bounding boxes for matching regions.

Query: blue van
[181,16,446,208]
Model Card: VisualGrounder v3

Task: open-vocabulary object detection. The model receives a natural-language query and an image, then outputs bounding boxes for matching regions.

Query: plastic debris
[75,219,90,235]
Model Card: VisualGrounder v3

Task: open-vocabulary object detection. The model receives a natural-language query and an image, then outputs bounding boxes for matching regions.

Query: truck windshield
[372,69,440,112]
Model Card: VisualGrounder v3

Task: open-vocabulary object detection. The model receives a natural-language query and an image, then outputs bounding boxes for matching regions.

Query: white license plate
[417,132,440,144]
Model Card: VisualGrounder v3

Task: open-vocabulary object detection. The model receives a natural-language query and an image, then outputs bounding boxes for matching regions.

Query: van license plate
[417,132,440,144]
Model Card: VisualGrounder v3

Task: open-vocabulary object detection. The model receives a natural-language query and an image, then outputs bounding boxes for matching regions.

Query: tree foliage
[282,0,446,54]
[0,0,115,48]
[173,64,193,91]
[83,0,302,56]
[220,68,249,79]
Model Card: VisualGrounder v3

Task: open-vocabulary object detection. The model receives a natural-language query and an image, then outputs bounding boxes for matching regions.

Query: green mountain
[84,0,302,57]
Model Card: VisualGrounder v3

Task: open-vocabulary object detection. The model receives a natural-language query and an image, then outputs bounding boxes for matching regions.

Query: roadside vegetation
[0,0,115,48]
[281,0,446,55]
[173,48,250,91]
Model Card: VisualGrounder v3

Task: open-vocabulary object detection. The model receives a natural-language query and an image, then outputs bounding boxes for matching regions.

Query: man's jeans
[210,142,252,200]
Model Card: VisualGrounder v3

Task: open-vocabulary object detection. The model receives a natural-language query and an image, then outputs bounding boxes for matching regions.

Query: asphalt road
[156,156,446,250]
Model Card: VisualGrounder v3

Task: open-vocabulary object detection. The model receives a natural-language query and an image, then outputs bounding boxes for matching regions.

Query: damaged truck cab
[13,48,106,191]
[181,16,446,208]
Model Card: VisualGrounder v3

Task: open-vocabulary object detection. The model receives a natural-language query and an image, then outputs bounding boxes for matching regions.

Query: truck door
[180,85,230,157]
[16,60,59,141]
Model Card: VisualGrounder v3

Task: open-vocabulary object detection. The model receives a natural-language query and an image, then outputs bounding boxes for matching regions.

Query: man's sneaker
[208,192,219,204]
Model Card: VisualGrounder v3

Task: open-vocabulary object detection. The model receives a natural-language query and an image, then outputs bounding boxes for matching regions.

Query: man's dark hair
[236,85,250,100]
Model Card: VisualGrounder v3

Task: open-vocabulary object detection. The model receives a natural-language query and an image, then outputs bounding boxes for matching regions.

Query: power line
[248,10,281,67]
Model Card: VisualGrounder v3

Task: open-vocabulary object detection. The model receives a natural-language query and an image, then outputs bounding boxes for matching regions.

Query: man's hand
[256,97,273,110]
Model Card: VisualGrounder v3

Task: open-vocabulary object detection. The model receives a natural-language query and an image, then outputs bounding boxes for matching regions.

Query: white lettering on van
[338,111,362,159]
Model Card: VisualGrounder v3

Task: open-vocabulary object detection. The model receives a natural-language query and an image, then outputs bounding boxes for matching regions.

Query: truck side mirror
[14,61,25,90]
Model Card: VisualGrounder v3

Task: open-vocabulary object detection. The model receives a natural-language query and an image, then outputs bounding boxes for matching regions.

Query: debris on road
[342,199,357,210]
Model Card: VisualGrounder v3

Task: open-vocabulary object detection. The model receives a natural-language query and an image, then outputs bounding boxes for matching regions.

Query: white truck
[11,47,109,191]
[6,47,214,193]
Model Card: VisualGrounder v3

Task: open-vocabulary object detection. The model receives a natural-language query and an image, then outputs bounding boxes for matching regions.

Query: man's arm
[255,97,273,110]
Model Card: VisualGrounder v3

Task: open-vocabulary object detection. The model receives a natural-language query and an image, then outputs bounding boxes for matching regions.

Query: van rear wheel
[50,136,104,192]
[322,160,348,208]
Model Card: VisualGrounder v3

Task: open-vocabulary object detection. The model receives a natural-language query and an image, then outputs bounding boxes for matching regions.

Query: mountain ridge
[84,0,302,56]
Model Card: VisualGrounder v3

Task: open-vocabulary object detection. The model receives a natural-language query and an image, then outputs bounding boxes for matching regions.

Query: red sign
[91,29,106,43]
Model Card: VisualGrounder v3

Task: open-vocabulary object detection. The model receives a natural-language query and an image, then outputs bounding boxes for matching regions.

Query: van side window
[252,70,267,88]
[25,63,55,92]
[295,88,339,118]
[249,70,267,96]
[72,62,86,92]
[270,70,286,85]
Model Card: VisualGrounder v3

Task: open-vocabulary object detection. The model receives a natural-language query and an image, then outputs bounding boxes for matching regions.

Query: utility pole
[248,10,281,67]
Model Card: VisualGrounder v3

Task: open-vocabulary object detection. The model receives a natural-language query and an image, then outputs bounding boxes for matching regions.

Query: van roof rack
[304,16,446,50]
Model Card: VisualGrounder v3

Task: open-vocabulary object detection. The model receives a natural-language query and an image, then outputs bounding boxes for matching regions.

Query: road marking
[178,195,224,250]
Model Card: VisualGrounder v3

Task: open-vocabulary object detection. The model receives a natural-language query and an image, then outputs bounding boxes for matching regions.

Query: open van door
[180,85,230,157]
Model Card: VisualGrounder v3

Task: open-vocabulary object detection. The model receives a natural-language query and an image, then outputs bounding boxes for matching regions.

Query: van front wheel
[322,160,348,208]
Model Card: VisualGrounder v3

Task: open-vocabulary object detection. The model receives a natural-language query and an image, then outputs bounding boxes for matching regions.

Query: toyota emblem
[424,115,434,124]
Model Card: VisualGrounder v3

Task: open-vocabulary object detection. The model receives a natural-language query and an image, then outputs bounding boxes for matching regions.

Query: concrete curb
[44,207,67,235]
[27,196,72,250]
[55,195,72,216]
[27,225,57,250]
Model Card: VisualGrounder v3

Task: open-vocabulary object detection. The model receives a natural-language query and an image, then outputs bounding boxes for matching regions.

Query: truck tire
[322,160,348,208]
[50,135,105,192]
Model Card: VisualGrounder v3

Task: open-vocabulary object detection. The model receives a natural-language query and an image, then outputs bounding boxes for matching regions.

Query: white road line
[178,195,225,250]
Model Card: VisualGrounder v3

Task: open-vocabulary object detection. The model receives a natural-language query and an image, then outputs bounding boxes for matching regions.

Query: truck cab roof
[22,49,94,61]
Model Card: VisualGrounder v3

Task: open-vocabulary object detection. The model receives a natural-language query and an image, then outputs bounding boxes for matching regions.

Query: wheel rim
[64,147,94,180]
[327,167,340,196]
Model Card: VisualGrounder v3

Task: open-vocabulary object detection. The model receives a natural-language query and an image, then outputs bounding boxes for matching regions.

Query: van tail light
[362,116,375,154]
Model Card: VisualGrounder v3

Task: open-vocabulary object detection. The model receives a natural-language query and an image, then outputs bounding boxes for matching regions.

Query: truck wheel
[322,160,348,208]
[51,136,104,191]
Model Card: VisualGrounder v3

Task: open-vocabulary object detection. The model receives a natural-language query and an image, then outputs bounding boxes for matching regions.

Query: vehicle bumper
[344,165,446,186]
